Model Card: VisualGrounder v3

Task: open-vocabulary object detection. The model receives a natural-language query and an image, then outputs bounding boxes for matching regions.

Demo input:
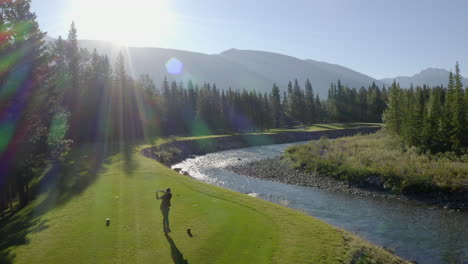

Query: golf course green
[1,127,408,264]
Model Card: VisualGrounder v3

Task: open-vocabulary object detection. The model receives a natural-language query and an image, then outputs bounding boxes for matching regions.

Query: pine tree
[383,81,403,135]
[358,87,368,121]
[367,82,384,122]
[304,79,315,124]
[114,52,127,81]
[422,88,444,152]
[450,62,467,151]
[262,93,272,130]
[315,94,322,122]
[400,87,424,146]
[286,80,293,119]
[269,83,282,127]
[61,22,84,140]
[445,70,455,122]
[66,21,80,96]
[292,79,306,123]
[413,87,425,146]
[327,82,338,121]
[138,74,157,96]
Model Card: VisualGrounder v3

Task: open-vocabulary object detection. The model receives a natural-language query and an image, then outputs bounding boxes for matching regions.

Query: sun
[69,0,174,46]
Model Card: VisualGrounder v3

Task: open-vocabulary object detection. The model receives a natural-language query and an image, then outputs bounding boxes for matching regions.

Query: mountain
[219,49,381,98]
[49,38,466,96]
[380,68,468,88]
[69,40,381,98]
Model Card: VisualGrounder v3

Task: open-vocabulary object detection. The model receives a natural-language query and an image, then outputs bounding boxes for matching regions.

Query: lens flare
[165,58,183,75]
[0,121,14,154]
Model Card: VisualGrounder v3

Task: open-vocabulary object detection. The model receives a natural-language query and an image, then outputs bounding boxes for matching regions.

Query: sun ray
[69,0,174,46]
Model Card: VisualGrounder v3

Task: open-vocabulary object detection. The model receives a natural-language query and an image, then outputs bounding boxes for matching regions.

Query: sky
[31,0,468,79]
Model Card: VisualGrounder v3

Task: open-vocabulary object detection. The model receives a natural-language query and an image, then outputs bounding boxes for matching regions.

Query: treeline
[142,78,388,136]
[384,63,468,154]
[151,79,322,135]
[153,78,390,135]
[327,81,387,122]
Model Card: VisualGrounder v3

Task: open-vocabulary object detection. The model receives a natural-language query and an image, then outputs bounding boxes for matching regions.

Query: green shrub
[283,130,468,195]
[155,147,182,163]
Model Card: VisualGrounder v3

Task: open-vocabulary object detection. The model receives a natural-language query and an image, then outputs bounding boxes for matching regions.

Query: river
[172,142,468,264]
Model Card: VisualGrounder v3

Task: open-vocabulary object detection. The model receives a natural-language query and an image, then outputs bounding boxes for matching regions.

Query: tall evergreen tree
[315,94,322,122]
[422,87,444,152]
[270,83,282,127]
[292,79,306,123]
[383,81,403,135]
[286,80,293,119]
[304,79,315,124]
[450,62,467,151]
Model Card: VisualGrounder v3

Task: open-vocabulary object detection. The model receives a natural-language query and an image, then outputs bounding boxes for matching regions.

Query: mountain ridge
[75,40,383,97]
[380,68,468,88]
[45,37,465,95]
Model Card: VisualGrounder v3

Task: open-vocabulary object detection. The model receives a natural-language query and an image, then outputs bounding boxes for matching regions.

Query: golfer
[156,188,172,233]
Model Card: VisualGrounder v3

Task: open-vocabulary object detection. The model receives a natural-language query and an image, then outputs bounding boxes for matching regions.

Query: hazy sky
[31,0,468,79]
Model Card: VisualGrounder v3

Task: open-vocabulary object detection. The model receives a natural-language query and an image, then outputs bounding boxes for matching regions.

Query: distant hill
[380,68,468,88]
[71,40,381,98]
[45,37,466,96]
[218,49,381,97]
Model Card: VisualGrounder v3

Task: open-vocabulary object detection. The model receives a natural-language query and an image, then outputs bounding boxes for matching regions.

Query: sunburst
[69,0,174,46]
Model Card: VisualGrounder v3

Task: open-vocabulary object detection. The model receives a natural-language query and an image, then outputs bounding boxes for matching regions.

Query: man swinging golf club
[156,187,172,233]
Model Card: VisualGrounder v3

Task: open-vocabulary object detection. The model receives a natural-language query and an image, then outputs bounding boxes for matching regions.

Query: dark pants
[161,207,170,231]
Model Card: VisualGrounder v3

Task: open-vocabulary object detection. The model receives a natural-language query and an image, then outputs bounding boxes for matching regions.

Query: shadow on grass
[165,234,189,264]
[46,141,139,205]
[0,141,139,263]
[0,206,49,264]
[122,142,138,175]
[48,143,114,205]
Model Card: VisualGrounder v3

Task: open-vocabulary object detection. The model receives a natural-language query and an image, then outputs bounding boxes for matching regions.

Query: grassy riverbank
[284,130,468,198]
[1,125,408,264]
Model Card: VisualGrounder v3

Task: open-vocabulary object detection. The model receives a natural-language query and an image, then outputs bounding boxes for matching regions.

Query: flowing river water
[172,142,468,264]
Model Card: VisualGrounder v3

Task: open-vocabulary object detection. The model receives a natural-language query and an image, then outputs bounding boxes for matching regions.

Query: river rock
[366,176,384,188]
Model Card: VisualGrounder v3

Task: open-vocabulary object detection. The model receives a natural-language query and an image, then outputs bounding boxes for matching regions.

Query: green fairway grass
[152,123,383,141]
[269,122,382,133]
[1,124,407,264]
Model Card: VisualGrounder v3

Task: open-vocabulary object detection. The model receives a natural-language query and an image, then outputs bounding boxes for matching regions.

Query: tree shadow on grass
[45,141,140,206]
[122,142,138,175]
[0,206,49,264]
[165,234,189,264]
[44,143,114,206]
[0,141,139,264]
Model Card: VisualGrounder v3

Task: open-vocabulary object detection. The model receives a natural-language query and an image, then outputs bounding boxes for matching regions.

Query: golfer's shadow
[165,234,189,264]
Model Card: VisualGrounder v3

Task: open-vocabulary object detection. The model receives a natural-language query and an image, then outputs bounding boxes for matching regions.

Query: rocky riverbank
[142,127,380,166]
[225,157,405,199]
[225,157,468,211]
